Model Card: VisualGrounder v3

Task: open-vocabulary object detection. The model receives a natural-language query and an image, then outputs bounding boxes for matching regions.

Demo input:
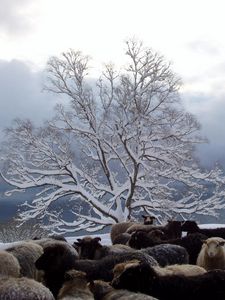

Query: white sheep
[6,241,43,280]
[0,250,20,277]
[197,237,225,270]
[0,275,54,300]
[154,264,206,276]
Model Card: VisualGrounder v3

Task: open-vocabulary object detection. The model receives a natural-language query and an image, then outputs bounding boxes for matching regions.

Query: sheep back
[112,233,131,245]
[0,250,20,277]
[0,276,54,300]
[110,222,135,244]
[153,264,206,276]
[140,244,189,267]
[6,241,43,280]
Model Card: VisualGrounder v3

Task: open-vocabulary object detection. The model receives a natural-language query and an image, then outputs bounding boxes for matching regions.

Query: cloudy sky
[0,0,225,167]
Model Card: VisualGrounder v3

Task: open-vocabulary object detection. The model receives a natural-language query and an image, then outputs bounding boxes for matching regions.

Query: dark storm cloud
[0,0,36,35]
[182,91,225,168]
[0,59,60,138]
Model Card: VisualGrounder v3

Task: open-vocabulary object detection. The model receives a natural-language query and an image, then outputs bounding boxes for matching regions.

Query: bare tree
[1,39,225,233]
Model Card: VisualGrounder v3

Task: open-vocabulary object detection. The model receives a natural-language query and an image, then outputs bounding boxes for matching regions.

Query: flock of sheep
[1,216,225,299]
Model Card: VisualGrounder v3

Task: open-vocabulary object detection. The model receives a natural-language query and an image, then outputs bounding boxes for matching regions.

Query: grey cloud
[182,91,225,169]
[0,58,224,170]
[0,0,37,35]
[0,59,60,138]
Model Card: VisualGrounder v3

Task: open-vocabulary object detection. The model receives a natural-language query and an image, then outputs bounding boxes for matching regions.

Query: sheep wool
[0,250,20,277]
[57,270,94,300]
[0,276,54,300]
[6,241,43,280]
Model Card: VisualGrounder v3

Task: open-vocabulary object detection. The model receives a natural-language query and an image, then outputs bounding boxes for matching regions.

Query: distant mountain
[0,178,33,221]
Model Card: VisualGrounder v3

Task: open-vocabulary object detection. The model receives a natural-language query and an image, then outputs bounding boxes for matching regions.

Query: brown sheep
[126,220,182,239]
[110,216,156,244]
[110,222,135,244]
[197,237,225,270]
[57,269,94,300]
[113,260,140,280]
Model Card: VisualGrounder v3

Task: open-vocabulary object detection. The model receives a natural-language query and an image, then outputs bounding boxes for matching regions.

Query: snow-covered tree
[1,39,225,233]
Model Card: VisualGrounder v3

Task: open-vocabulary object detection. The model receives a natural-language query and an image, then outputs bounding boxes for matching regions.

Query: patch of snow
[199,223,225,229]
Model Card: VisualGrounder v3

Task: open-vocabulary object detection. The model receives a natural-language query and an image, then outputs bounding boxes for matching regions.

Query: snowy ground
[1,223,225,249]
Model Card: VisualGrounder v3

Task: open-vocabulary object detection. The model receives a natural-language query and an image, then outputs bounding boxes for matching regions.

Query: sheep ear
[142,215,147,219]
[73,241,81,247]
[88,280,95,289]
[202,240,207,244]
[219,241,225,246]
[93,237,101,242]
[64,271,73,281]
[151,216,156,220]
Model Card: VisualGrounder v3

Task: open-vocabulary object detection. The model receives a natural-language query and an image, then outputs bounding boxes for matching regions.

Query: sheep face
[142,215,155,225]
[64,269,87,281]
[129,230,153,249]
[204,239,225,258]
[73,237,102,259]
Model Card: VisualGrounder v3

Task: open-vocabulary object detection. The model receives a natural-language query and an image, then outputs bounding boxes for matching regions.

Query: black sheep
[112,261,225,300]
[140,244,189,266]
[181,221,225,239]
[129,231,206,264]
[35,243,78,298]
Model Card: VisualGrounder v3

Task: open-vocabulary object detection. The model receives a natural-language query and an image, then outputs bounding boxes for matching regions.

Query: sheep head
[142,215,156,225]
[35,243,77,273]
[203,237,225,258]
[73,236,102,259]
[112,261,155,292]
